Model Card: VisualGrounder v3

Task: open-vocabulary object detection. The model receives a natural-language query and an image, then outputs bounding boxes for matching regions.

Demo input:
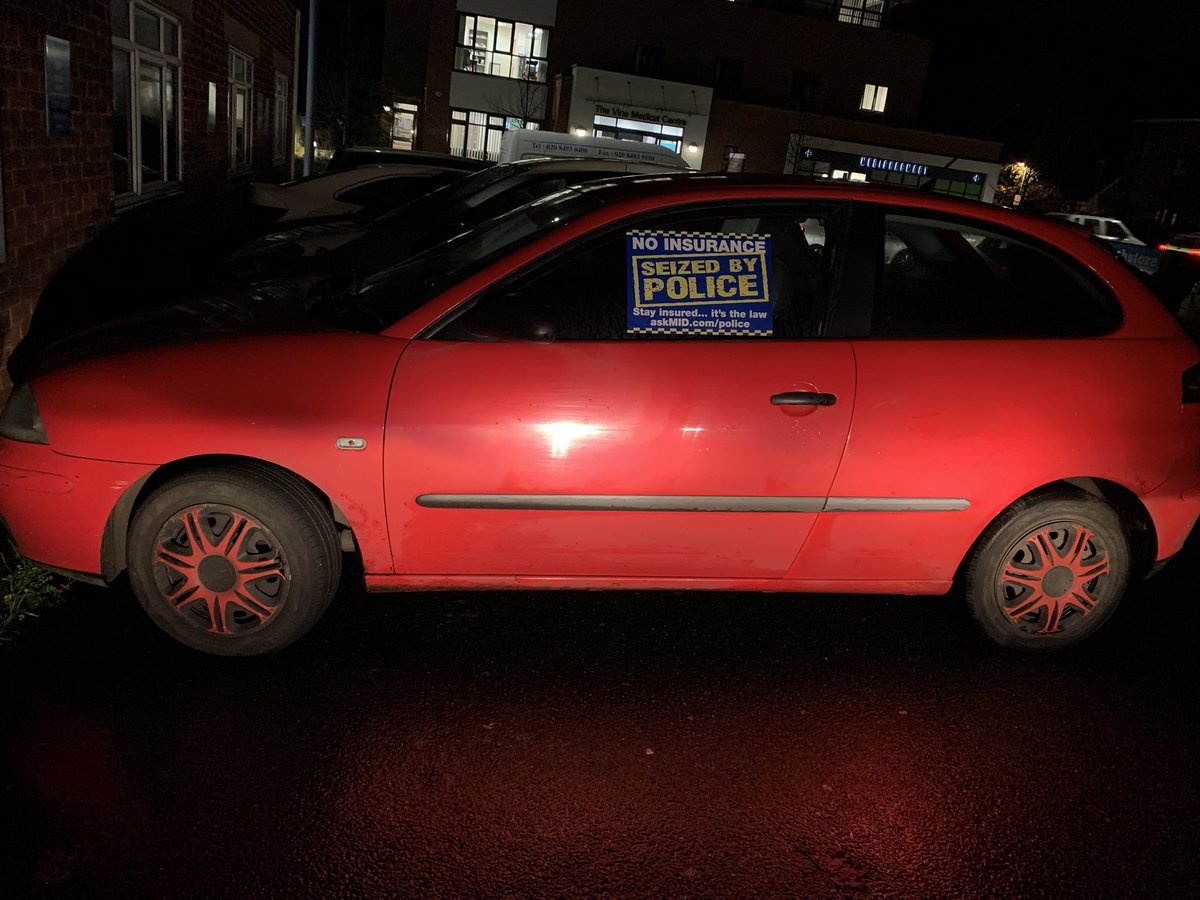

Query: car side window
[871,213,1120,337]
[438,205,841,342]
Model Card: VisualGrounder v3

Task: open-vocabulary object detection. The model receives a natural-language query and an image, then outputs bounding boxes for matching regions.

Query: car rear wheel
[127,465,341,656]
[962,492,1130,650]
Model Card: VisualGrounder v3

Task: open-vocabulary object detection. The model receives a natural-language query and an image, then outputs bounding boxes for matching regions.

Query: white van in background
[1046,212,1146,246]
[498,129,691,168]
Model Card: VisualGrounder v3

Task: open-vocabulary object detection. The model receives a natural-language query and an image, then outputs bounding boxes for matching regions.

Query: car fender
[31,331,408,575]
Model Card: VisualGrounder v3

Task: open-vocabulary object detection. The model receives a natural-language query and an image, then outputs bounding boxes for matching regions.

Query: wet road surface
[3,532,1199,898]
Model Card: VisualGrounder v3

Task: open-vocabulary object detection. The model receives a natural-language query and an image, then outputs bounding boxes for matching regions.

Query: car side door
[381,201,859,580]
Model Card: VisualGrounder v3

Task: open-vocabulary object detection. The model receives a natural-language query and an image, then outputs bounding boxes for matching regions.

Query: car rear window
[872,213,1122,337]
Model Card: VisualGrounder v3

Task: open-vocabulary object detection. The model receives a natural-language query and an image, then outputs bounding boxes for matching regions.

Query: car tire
[962,491,1130,651]
[127,464,342,656]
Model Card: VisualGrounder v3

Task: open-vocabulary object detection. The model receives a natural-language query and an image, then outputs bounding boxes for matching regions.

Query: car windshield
[307,187,600,332]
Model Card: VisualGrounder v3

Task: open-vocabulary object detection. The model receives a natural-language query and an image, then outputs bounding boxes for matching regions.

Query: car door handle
[770,391,838,406]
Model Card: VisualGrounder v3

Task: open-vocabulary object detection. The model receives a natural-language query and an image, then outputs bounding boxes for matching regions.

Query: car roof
[540,173,1127,254]
[492,156,692,175]
[558,172,1023,213]
[328,163,466,179]
[324,147,490,174]
[271,164,467,192]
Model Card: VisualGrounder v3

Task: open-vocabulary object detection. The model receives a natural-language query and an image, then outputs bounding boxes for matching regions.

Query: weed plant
[1,548,67,643]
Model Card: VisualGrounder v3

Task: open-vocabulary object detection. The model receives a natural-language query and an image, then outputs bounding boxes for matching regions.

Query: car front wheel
[127,464,341,656]
[962,492,1130,650]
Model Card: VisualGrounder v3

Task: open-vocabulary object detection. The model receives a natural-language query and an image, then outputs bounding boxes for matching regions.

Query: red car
[2,176,1198,655]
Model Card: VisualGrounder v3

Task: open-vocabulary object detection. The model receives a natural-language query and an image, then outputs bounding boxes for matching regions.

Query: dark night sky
[907,0,1196,193]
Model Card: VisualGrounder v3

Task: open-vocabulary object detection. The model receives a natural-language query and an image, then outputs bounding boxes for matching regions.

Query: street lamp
[1013,161,1030,207]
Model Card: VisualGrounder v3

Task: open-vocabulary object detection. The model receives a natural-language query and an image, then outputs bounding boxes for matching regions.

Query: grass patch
[1,548,68,644]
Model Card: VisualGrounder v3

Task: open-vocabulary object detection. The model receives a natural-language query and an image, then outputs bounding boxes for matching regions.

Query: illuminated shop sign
[800,146,988,190]
[859,155,928,176]
[595,102,687,128]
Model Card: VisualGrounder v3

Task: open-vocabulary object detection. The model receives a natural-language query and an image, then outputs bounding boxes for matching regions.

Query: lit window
[589,114,682,154]
[838,0,886,28]
[860,83,888,113]
[391,101,419,151]
[111,1,181,197]
[228,47,254,169]
[450,109,538,162]
[454,14,550,82]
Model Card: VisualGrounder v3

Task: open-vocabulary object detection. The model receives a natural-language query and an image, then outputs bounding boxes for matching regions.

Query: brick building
[381,0,1000,201]
[0,0,300,395]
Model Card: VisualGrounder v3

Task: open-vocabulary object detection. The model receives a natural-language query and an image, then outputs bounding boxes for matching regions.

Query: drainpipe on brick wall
[292,8,301,181]
[303,0,317,176]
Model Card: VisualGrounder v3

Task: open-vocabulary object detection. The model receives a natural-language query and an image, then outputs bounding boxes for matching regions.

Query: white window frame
[591,114,682,154]
[860,83,888,113]
[453,14,551,83]
[112,1,182,198]
[390,101,419,151]
[838,0,886,28]
[449,109,537,162]
[228,46,254,170]
[273,72,290,163]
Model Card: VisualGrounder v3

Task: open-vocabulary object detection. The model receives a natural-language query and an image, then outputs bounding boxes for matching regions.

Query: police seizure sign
[626,230,773,335]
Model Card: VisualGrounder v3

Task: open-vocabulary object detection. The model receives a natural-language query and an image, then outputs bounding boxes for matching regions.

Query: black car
[322,147,490,175]
[219,157,690,287]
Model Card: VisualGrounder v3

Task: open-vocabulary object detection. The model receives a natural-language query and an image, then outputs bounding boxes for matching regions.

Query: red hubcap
[998,524,1111,634]
[152,505,289,636]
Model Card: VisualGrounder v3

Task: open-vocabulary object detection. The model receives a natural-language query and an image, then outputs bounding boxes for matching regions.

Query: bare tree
[482,77,547,128]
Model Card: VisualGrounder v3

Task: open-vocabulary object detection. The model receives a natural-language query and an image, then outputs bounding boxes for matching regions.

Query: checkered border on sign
[628,327,774,336]
[627,229,764,240]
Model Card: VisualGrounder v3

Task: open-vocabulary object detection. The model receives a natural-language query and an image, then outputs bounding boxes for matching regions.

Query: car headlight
[0,383,49,444]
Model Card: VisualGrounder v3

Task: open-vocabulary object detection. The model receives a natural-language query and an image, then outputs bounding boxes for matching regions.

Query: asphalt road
[3,530,1199,899]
